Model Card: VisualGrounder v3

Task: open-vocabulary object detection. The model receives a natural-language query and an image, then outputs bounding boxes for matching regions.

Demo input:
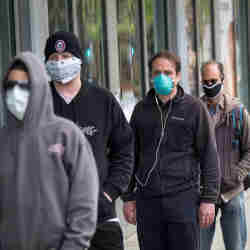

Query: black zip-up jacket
[51,83,134,223]
[123,86,220,204]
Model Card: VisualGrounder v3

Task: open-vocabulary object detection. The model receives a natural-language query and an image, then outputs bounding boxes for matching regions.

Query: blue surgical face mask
[153,73,174,95]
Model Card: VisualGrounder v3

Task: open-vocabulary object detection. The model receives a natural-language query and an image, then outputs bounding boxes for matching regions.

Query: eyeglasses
[201,79,219,85]
[3,80,30,90]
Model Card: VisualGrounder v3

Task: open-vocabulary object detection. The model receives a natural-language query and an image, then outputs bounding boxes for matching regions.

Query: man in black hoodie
[122,51,221,250]
[44,31,134,250]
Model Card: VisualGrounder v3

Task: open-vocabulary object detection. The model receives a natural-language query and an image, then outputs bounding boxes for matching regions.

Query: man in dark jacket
[200,60,250,250]
[0,51,99,250]
[122,51,221,250]
[44,31,134,250]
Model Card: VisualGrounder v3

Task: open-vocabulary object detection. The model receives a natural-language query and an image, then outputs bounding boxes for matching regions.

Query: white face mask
[6,85,30,120]
[46,57,82,84]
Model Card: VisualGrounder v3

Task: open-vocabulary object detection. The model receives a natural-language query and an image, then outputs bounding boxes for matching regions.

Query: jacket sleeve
[236,108,250,180]
[103,94,134,201]
[61,133,99,250]
[195,101,221,204]
[121,106,139,202]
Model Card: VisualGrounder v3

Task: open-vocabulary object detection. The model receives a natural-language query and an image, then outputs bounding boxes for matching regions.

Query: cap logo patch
[55,40,66,53]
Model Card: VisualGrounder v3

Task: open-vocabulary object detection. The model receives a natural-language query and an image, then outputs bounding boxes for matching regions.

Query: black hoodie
[50,82,134,223]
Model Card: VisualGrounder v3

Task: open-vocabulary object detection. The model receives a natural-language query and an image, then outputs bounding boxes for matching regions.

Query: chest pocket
[163,114,193,152]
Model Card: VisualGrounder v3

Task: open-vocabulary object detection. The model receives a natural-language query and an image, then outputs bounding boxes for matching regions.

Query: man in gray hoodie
[0,51,99,250]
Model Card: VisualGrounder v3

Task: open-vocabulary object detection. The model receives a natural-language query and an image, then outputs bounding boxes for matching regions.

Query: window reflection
[214,0,235,96]
[197,0,213,62]
[0,1,15,127]
[145,0,156,59]
[234,1,249,108]
[117,0,141,121]
[184,0,198,96]
[196,0,213,96]
[72,0,105,88]
[48,0,69,34]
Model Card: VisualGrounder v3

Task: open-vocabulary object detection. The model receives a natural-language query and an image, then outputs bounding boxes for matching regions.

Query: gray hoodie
[0,52,99,250]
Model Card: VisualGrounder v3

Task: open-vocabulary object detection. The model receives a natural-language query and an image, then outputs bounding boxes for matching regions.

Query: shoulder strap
[232,105,244,138]
[232,108,237,130]
[239,105,243,130]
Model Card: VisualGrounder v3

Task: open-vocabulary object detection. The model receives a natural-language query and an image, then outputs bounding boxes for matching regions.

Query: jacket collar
[201,93,241,114]
[145,85,185,105]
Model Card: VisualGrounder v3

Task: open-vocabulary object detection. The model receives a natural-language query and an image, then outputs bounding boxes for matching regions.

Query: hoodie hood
[2,51,53,129]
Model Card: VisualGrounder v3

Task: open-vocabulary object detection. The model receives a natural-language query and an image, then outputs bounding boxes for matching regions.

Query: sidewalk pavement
[118,190,250,250]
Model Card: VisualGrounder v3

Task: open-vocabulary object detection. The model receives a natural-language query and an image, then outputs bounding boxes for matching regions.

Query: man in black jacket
[44,31,134,250]
[122,51,221,250]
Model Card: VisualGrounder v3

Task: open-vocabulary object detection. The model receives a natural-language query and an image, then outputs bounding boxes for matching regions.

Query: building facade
[1,0,250,119]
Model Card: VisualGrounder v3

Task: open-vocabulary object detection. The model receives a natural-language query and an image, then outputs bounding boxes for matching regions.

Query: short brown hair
[148,50,181,74]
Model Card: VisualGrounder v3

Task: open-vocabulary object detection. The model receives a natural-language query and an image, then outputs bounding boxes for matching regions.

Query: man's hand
[123,201,136,225]
[199,202,215,228]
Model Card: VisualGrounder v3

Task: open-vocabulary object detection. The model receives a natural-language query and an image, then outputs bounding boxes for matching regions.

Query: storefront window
[72,0,105,88]
[117,0,142,121]
[184,0,198,96]
[195,0,213,96]
[213,0,236,96]
[197,0,213,63]
[0,0,15,127]
[48,0,69,34]
[145,0,156,59]
[234,0,249,109]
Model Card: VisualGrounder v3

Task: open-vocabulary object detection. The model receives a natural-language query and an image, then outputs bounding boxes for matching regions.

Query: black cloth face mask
[203,82,223,98]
